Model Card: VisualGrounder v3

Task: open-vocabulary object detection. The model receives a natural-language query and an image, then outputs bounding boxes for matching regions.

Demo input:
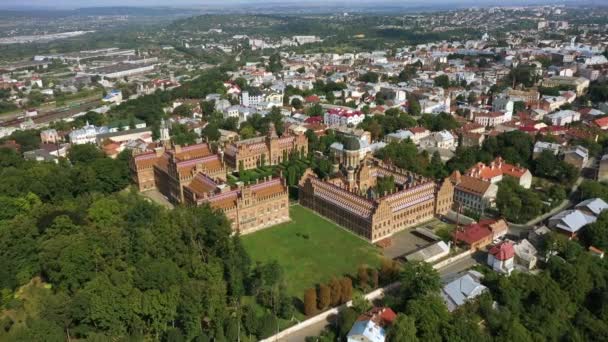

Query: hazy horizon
[0,0,593,10]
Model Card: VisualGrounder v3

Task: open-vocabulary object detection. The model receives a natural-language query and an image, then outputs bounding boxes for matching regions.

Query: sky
[0,0,578,10]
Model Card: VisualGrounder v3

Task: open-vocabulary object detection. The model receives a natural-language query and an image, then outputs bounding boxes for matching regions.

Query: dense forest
[0,145,289,341]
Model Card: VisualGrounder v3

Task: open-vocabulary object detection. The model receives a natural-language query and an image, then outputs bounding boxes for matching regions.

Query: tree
[433,74,450,88]
[329,278,342,306]
[338,308,358,338]
[318,284,331,310]
[496,177,543,223]
[400,261,441,301]
[173,104,192,117]
[351,293,371,314]
[581,211,608,250]
[340,277,353,303]
[304,288,317,316]
[405,294,450,341]
[388,314,418,342]
[358,72,379,83]
[380,258,400,283]
[202,122,220,141]
[370,269,379,289]
[307,103,323,117]
[358,265,369,289]
[239,125,256,139]
[291,98,303,109]
[257,313,277,339]
[67,144,104,164]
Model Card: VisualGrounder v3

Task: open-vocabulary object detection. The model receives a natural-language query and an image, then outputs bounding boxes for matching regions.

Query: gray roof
[441,271,487,312]
[576,198,608,216]
[549,209,597,233]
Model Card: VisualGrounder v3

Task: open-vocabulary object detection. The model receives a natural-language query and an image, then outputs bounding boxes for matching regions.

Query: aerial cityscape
[1,1,608,341]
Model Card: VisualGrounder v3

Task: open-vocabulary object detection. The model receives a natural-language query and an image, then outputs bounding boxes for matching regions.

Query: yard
[242,205,382,297]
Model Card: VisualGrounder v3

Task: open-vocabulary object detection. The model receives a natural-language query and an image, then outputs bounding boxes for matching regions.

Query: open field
[242,205,382,297]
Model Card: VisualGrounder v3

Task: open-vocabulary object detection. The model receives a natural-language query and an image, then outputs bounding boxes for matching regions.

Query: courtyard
[242,205,382,297]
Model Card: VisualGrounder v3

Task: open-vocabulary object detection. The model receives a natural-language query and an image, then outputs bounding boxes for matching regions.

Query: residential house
[513,239,538,270]
[453,219,507,250]
[545,110,581,126]
[576,198,608,217]
[548,209,597,238]
[533,141,561,158]
[69,124,109,145]
[474,111,513,127]
[385,127,430,145]
[598,154,608,182]
[465,157,532,189]
[347,307,396,342]
[563,146,589,169]
[593,117,608,130]
[324,108,366,127]
[420,130,457,150]
[487,241,515,275]
[451,172,498,215]
[441,270,488,312]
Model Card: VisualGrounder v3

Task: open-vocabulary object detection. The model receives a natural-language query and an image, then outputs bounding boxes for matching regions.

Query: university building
[298,157,454,243]
[129,127,291,234]
[223,123,308,170]
[130,143,226,203]
[183,174,289,234]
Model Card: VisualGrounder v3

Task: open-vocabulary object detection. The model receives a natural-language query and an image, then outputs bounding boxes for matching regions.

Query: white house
[347,307,396,342]
[545,110,581,126]
[69,124,109,145]
[420,130,456,150]
[102,90,123,104]
[487,241,515,275]
[324,108,365,127]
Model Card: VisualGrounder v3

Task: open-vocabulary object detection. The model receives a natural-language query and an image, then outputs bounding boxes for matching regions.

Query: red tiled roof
[489,241,515,261]
[356,307,397,327]
[304,116,323,124]
[453,223,492,245]
[594,117,608,128]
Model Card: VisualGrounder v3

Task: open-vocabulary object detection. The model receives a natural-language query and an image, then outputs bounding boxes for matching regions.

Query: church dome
[343,137,361,151]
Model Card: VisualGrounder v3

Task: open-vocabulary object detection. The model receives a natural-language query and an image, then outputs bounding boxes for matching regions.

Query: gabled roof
[441,271,487,311]
[576,198,608,216]
[453,223,492,245]
[488,241,515,261]
[455,176,493,196]
[549,209,597,233]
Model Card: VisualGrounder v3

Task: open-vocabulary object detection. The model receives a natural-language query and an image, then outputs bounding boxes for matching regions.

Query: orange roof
[594,117,608,128]
[466,157,528,181]
[186,174,218,197]
[455,176,492,196]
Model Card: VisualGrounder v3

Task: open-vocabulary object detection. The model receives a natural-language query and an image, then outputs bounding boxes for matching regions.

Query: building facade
[298,158,453,243]
[223,123,308,171]
[183,174,290,234]
[130,142,290,234]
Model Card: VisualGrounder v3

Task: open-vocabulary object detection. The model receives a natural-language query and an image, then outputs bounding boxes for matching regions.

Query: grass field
[242,205,382,297]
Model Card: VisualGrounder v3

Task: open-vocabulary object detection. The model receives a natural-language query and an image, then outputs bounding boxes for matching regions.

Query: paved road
[508,157,595,236]
[280,253,481,342]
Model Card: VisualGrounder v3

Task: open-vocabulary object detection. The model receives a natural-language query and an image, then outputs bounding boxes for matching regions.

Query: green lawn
[242,205,382,297]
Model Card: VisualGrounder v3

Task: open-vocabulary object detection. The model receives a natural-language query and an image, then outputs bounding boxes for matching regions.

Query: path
[273,252,480,341]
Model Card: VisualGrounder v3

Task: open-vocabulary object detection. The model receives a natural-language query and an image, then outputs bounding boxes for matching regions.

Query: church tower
[160,119,171,147]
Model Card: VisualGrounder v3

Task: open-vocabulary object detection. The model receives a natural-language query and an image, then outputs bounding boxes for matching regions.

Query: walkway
[267,252,480,341]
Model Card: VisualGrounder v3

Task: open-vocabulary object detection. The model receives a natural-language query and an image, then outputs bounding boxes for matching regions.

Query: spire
[267,122,278,139]
[160,119,171,146]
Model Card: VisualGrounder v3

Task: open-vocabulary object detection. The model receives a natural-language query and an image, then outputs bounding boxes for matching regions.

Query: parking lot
[381,218,456,259]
